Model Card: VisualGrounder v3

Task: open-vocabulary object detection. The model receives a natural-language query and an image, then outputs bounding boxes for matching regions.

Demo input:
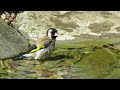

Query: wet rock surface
[0,39,120,79]
[0,19,29,59]
[14,11,120,41]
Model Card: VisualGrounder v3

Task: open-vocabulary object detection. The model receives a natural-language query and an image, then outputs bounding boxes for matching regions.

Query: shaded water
[0,48,82,79]
[1,39,120,79]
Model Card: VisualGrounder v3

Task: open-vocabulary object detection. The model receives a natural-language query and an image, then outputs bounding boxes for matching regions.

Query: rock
[104,54,120,79]
[0,19,29,59]
[104,68,120,79]
[70,48,118,79]
[14,11,120,42]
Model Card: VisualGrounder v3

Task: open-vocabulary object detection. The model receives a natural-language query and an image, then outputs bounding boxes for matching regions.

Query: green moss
[1,37,120,79]
[105,68,120,79]
[72,48,118,78]
[105,58,120,79]
[56,37,120,49]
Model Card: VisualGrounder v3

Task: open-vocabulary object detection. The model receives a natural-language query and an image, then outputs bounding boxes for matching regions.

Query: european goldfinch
[14,28,58,61]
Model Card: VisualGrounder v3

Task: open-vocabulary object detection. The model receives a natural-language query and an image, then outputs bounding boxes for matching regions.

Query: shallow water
[1,39,120,79]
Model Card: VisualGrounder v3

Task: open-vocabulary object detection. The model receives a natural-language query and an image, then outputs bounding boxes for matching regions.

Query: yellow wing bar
[30,45,45,53]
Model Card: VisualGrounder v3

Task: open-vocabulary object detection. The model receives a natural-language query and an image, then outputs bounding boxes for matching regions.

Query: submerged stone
[70,48,118,79]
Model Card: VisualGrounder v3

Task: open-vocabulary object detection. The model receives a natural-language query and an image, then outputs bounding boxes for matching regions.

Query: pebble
[0,11,17,26]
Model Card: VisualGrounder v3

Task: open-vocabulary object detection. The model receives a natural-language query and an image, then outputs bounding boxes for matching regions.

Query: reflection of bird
[14,28,58,62]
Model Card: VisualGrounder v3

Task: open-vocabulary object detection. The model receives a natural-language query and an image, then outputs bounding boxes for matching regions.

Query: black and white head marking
[47,28,58,40]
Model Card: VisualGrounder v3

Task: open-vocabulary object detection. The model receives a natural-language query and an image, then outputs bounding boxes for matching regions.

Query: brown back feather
[35,36,52,47]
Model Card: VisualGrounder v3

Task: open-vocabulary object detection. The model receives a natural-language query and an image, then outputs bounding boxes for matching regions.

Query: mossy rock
[105,68,120,79]
[88,22,114,33]
[71,48,118,79]
[115,26,120,32]
[50,17,78,32]
[104,59,120,79]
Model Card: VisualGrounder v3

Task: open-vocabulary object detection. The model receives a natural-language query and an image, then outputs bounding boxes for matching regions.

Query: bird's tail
[12,44,37,61]
[12,52,27,61]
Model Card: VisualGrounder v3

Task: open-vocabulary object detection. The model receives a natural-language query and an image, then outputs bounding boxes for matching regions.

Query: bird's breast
[38,43,55,59]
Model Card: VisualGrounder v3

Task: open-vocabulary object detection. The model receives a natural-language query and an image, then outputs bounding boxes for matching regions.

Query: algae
[0,37,120,79]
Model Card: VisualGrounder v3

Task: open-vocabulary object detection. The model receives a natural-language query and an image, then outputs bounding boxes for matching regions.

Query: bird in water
[13,28,58,63]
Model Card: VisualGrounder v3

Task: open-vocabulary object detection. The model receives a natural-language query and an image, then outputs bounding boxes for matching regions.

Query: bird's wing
[42,39,52,48]
[30,37,52,53]
[36,36,52,47]
[30,45,44,53]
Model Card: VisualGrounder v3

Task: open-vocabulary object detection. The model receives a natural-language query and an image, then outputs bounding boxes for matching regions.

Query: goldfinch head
[47,28,58,40]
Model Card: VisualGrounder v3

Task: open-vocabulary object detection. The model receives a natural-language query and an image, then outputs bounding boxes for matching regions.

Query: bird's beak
[54,33,58,37]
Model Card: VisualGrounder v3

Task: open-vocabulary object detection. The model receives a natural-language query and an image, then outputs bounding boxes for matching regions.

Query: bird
[13,28,58,62]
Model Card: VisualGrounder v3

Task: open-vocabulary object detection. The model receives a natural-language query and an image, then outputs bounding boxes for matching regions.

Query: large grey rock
[0,19,29,59]
[14,11,120,41]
